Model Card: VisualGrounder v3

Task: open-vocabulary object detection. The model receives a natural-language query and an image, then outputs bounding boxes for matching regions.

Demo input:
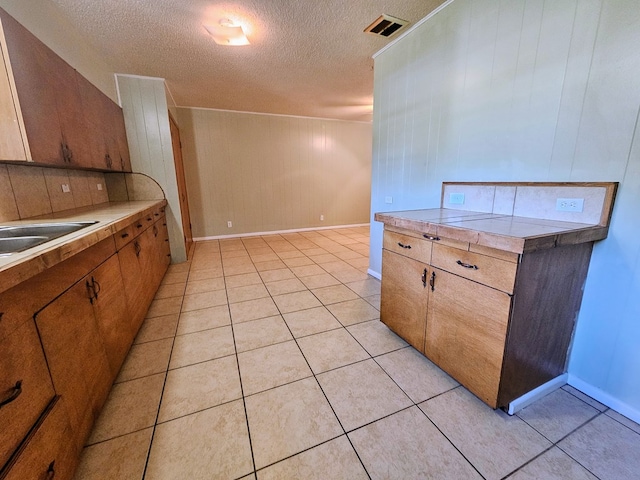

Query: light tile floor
[74,227,640,480]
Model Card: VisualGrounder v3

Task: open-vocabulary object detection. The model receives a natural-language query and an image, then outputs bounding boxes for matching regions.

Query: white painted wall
[370,0,640,420]
[116,75,187,263]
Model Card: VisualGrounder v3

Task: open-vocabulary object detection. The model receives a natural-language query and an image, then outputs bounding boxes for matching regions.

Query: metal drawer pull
[457,260,478,270]
[421,268,427,287]
[397,242,411,249]
[0,380,22,408]
[136,223,143,229]
[121,232,129,238]
[423,235,440,241]
[430,271,436,291]
[46,461,56,479]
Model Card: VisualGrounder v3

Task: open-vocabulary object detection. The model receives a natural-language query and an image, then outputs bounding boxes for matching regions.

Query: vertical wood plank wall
[176,108,372,238]
[370,0,640,419]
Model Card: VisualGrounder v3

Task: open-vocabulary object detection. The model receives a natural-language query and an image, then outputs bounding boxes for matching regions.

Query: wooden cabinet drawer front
[1,397,77,480]
[0,320,56,470]
[431,244,517,294]
[114,219,147,250]
[383,230,432,264]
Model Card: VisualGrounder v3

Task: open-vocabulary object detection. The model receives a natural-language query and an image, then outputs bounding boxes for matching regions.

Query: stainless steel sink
[0,221,98,255]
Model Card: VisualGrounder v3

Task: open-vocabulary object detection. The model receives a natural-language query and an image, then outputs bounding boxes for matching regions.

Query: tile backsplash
[0,164,109,222]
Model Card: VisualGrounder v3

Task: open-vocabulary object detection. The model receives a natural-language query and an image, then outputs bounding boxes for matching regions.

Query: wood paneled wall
[176,108,372,237]
[371,0,640,420]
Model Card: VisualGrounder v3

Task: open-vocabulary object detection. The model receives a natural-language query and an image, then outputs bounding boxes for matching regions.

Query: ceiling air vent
[364,14,409,38]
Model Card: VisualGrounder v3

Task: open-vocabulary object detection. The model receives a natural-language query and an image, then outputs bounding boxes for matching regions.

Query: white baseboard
[568,374,640,425]
[193,223,370,241]
[507,374,568,415]
[367,268,381,280]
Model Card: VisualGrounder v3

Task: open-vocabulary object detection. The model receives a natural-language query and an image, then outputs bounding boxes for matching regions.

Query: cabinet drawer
[114,219,147,250]
[431,244,517,294]
[383,230,432,264]
[1,397,77,480]
[0,320,56,469]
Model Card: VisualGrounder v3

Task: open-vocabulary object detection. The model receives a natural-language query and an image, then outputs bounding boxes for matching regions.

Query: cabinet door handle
[397,242,411,249]
[456,260,478,270]
[92,277,101,298]
[430,271,436,291]
[0,380,22,409]
[423,234,440,241]
[136,223,143,229]
[421,268,427,288]
[86,279,95,304]
[46,461,56,479]
[134,240,141,257]
[121,232,129,238]
[153,225,159,237]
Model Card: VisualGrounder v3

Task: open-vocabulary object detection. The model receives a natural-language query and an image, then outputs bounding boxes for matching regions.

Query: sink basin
[0,236,49,254]
[0,221,98,255]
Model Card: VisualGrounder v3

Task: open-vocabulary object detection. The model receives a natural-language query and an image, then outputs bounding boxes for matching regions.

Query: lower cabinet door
[2,397,77,480]
[380,249,430,353]
[425,268,512,408]
[34,278,111,451]
[118,237,146,332]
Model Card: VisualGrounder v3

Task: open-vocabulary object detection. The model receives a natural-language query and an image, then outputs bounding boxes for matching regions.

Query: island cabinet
[0,8,131,171]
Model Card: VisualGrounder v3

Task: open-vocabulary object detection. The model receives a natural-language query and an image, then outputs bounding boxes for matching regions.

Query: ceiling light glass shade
[204,21,250,46]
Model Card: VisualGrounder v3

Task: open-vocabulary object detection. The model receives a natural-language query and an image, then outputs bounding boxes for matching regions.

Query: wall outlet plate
[385,196,393,204]
[320,214,324,221]
[227,221,233,228]
[556,198,584,212]
[97,183,103,191]
[449,193,465,205]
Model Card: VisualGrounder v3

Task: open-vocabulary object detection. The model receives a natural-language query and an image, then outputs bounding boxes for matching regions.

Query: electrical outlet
[449,193,465,205]
[320,214,324,221]
[97,183,103,191]
[61,184,70,193]
[556,198,584,212]
[227,221,233,228]
[384,196,393,204]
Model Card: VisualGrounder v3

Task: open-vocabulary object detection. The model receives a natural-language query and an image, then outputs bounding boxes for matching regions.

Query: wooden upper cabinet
[0,8,132,171]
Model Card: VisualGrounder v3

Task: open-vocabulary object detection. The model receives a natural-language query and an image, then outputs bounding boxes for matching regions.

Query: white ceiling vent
[364,14,410,38]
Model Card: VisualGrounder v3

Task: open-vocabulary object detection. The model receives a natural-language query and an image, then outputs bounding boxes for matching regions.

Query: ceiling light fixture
[204,19,250,46]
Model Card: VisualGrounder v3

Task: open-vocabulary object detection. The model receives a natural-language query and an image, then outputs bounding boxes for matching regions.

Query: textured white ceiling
[49,0,446,121]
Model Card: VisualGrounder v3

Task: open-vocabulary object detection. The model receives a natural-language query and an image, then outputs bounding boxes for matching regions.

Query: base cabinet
[380,226,592,409]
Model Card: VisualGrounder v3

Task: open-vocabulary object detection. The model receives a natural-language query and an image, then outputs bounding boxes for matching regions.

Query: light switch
[385,196,393,204]
[97,183,103,191]
[61,184,71,193]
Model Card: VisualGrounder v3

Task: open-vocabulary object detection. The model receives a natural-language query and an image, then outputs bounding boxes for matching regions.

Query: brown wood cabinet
[0,8,131,172]
[380,225,594,409]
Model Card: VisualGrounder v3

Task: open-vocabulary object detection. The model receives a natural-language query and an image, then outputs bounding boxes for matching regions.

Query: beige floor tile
[363,294,381,310]
[517,388,600,442]
[605,409,640,434]
[187,267,223,281]
[116,338,173,383]
[558,413,640,480]
[327,299,379,326]
[134,313,179,344]
[264,278,307,296]
[230,297,280,323]
[190,260,223,273]
[420,388,551,480]
[376,347,458,403]
[246,377,343,469]
[290,264,326,277]
[250,252,280,263]
[146,400,253,479]
[257,435,368,480]
[308,253,340,264]
[272,290,322,313]
[276,250,306,259]
[297,328,369,373]
[170,326,235,369]
[176,305,231,334]
[346,257,370,269]
[254,259,288,271]
[311,284,359,305]
[220,249,248,258]
[283,306,343,338]
[88,374,165,444]
[318,359,412,431]
[225,272,264,288]
[238,340,312,395]
[223,263,257,276]
[161,271,188,285]
[259,268,296,282]
[506,447,597,479]
[321,260,354,273]
[332,269,370,283]
[154,282,186,299]
[298,248,327,256]
[223,256,253,267]
[300,273,341,289]
[346,320,408,357]
[74,428,153,480]
[185,277,225,294]
[348,406,481,479]
[345,278,381,297]
[234,315,293,352]
[167,262,190,274]
[146,296,182,318]
[561,385,608,411]
[158,355,242,422]
[181,290,228,312]
[227,283,270,304]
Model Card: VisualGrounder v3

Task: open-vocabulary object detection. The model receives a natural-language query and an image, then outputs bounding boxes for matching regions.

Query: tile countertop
[0,199,167,294]
[374,208,610,254]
